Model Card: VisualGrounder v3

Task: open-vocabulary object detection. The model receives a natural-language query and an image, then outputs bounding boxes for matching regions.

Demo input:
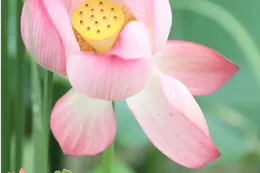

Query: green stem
[31,61,44,173]
[103,142,115,173]
[42,71,53,173]
[31,62,53,173]
[172,0,260,86]
[1,0,11,172]
[102,101,116,173]
[14,0,26,171]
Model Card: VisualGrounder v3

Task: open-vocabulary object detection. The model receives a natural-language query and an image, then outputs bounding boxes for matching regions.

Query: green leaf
[114,101,148,147]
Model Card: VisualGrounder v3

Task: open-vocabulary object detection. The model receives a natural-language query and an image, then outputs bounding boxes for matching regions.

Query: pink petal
[107,21,152,60]
[124,0,172,52]
[153,41,239,95]
[63,0,85,12]
[67,52,152,100]
[50,89,116,155]
[19,168,26,173]
[42,0,79,54]
[126,70,220,168]
[21,0,66,76]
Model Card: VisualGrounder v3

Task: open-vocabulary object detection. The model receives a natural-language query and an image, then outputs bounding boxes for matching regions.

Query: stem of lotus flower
[42,71,53,173]
[103,142,115,173]
[102,101,116,173]
[31,65,53,173]
[2,0,11,172]
[14,0,26,171]
[172,0,260,87]
[31,60,43,173]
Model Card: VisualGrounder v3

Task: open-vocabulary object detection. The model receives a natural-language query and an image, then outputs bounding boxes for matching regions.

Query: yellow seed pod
[72,0,125,41]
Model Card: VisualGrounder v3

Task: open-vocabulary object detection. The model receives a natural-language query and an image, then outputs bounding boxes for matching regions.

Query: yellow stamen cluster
[72,0,125,53]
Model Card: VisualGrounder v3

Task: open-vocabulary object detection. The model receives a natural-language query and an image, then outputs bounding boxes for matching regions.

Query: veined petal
[50,89,116,155]
[124,0,172,52]
[42,0,79,54]
[153,41,239,95]
[107,21,152,60]
[21,0,66,76]
[67,52,152,100]
[126,70,220,168]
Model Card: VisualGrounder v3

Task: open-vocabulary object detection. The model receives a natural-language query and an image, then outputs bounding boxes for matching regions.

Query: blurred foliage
[90,160,135,173]
[54,169,72,173]
[3,0,260,173]
[114,101,148,148]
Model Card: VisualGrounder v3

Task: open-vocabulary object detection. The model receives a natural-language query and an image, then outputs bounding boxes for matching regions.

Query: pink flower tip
[19,168,26,173]
[7,168,26,173]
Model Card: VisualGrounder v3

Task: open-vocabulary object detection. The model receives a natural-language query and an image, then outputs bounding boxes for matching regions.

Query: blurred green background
[2,0,260,172]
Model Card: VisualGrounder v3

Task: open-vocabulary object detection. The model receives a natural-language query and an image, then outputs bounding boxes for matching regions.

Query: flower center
[72,0,125,53]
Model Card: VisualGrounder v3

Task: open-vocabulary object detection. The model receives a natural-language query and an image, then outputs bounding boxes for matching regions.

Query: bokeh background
[2,0,260,172]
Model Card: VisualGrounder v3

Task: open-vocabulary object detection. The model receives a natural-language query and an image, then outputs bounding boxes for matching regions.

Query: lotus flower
[21,0,239,168]
[8,168,26,173]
